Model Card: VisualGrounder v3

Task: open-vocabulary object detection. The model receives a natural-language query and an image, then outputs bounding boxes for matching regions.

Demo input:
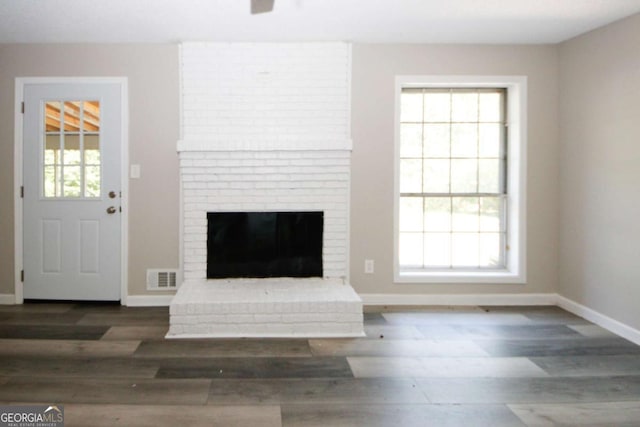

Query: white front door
[23,82,123,301]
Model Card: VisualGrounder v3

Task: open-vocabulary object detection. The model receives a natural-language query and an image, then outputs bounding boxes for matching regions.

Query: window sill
[396,270,526,284]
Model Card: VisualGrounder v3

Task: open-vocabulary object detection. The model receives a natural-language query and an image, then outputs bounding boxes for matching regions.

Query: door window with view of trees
[43,100,101,198]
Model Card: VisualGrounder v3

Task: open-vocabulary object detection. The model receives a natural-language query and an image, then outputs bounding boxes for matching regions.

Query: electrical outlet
[364,259,374,274]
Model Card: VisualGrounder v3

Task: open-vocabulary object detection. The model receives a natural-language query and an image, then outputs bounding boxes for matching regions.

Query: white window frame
[394,75,527,284]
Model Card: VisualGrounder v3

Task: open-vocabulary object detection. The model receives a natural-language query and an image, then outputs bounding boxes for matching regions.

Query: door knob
[106,206,117,214]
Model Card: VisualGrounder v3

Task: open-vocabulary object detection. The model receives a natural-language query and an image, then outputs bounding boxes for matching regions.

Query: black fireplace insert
[207,211,323,279]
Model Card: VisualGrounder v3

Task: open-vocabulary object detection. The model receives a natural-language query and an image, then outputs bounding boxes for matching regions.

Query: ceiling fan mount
[251,0,275,14]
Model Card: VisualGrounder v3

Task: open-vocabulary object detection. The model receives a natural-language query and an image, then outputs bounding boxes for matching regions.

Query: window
[43,101,101,198]
[394,76,526,283]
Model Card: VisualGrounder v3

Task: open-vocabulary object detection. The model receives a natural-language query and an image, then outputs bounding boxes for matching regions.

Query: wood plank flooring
[0,303,639,426]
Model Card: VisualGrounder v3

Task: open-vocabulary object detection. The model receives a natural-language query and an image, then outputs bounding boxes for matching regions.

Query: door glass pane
[63,101,80,132]
[45,101,61,131]
[42,100,101,198]
[43,165,62,198]
[83,101,101,132]
[85,166,101,197]
[64,135,81,165]
[44,135,61,165]
[84,134,101,164]
[63,166,82,197]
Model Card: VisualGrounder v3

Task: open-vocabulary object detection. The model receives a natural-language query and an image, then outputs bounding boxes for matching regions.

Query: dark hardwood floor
[1,303,640,426]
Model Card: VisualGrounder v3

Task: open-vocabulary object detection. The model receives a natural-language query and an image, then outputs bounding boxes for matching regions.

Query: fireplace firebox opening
[207,211,323,279]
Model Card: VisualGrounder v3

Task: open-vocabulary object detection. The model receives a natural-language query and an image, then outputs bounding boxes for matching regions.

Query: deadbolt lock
[108,191,117,199]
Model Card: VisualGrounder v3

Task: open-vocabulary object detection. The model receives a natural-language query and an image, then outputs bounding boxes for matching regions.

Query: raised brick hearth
[168,42,363,338]
[167,278,363,338]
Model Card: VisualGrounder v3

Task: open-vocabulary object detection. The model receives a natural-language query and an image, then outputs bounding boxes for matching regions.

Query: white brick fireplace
[168,42,364,338]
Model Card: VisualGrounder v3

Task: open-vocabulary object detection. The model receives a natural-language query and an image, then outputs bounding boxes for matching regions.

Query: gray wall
[350,44,560,296]
[0,18,637,335]
[558,14,640,329]
[0,44,180,297]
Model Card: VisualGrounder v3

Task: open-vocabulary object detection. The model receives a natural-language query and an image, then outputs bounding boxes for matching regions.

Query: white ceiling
[1,0,639,44]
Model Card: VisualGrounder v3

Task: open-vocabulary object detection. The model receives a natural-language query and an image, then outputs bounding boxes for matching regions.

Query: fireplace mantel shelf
[177,138,353,153]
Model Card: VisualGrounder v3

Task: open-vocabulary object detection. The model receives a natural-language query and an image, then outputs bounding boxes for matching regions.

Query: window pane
[479,123,502,158]
[401,89,423,122]
[480,197,502,232]
[399,233,423,267]
[452,197,479,232]
[478,159,500,193]
[450,159,477,193]
[44,165,61,198]
[479,92,503,122]
[63,166,82,197]
[45,135,60,165]
[85,166,101,198]
[423,159,450,193]
[63,135,81,165]
[480,233,503,267]
[63,101,81,132]
[83,101,101,132]
[452,233,480,267]
[424,197,451,232]
[45,101,61,132]
[397,86,509,274]
[400,124,422,158]
[424,91,450,122]
[423,124,450,158]
[424,233,451,267]
[399,197,423,232]
[451,124,477,158]
[400,159,422,193]
[84,134,101,165]
[451,92,478,122]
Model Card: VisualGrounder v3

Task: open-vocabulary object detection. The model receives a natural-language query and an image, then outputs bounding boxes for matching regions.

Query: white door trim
[14,77,129,305]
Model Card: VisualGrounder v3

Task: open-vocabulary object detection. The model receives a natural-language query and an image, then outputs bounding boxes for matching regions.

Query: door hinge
[20,186,24,198]
[21,102,24,114]
[21,270,24,282]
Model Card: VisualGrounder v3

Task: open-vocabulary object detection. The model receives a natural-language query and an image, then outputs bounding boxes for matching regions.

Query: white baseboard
[125,294,174,307]
[0,294,16,305]
[557,295,640,346]
[359,293,557,306]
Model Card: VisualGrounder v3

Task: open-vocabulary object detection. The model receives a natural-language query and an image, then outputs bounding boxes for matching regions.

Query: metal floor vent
[147,269,178,291]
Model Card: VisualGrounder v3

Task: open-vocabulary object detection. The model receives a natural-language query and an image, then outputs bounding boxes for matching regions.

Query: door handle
[106,206,117,214]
